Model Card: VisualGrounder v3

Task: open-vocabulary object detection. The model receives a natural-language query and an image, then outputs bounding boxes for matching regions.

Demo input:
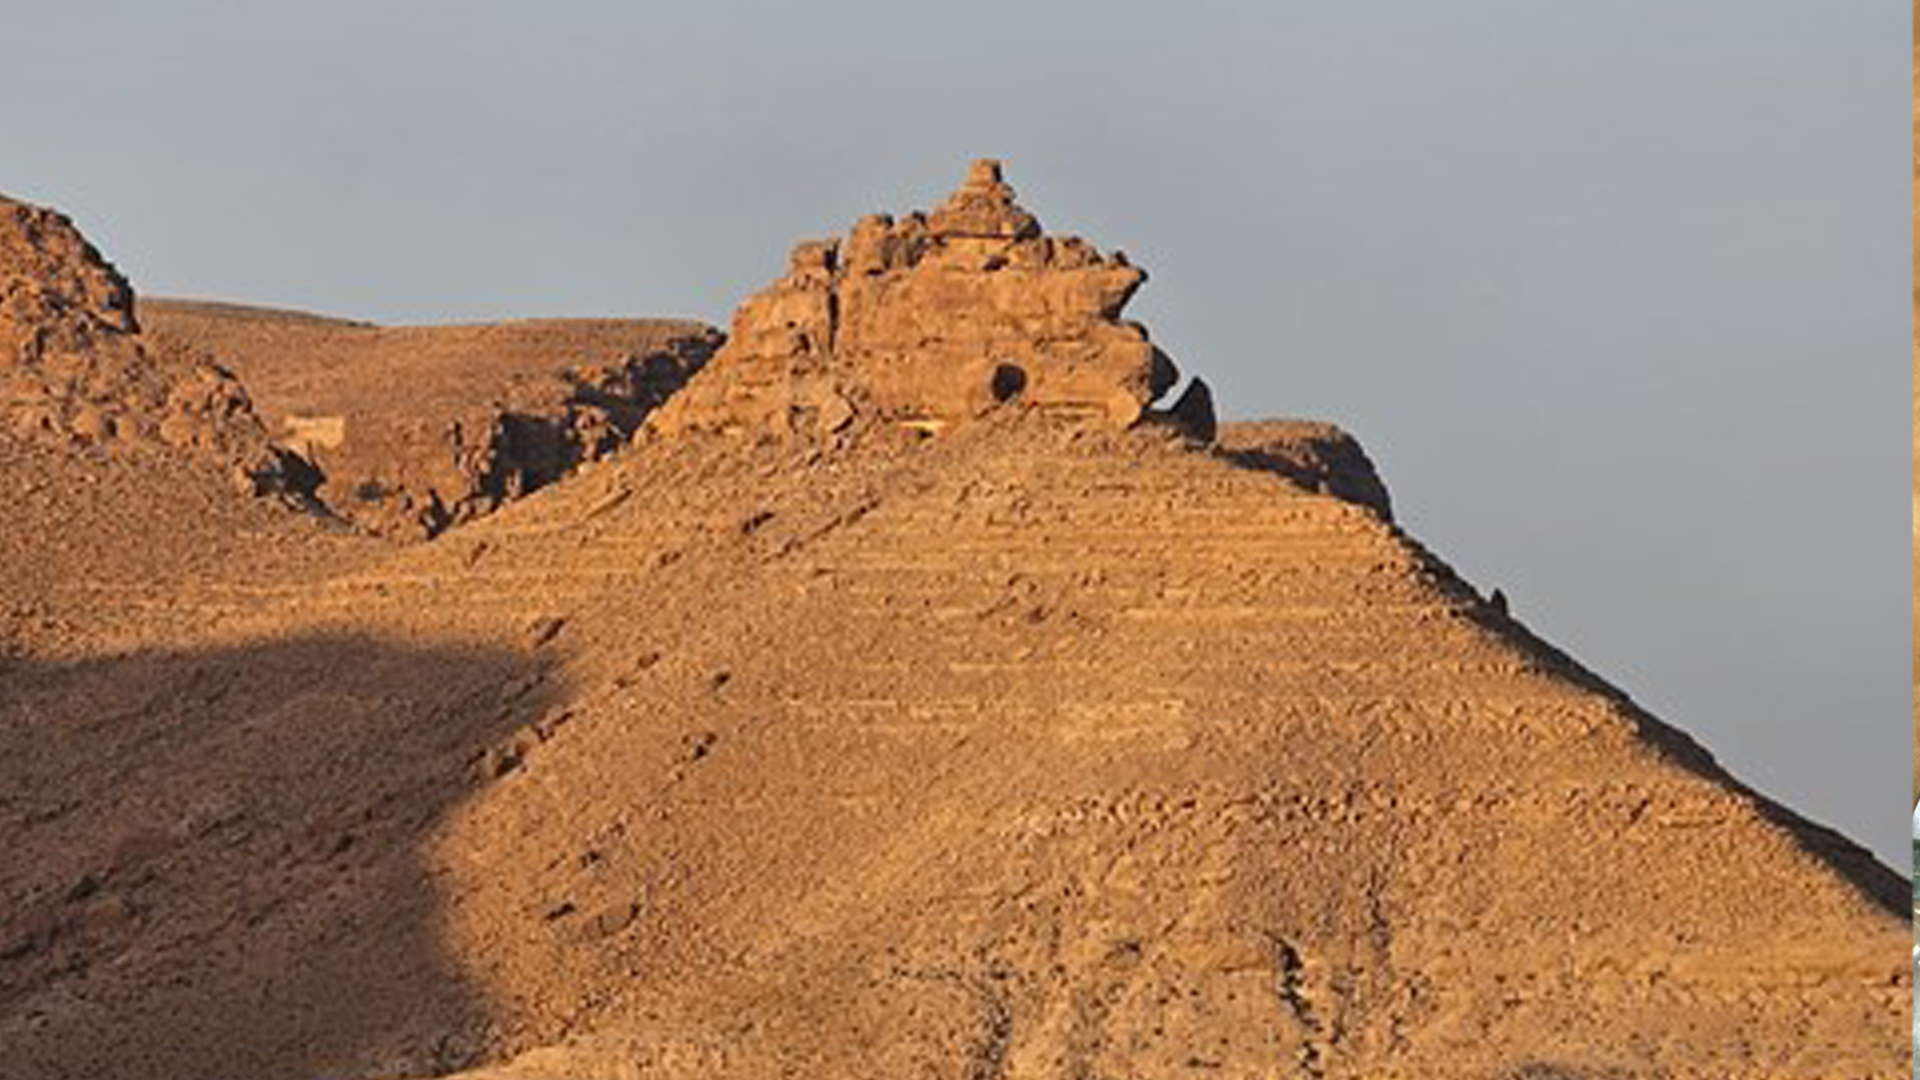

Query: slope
[0,193,371,660]
[0,164,1903,1080]
[1,412,1902,1079]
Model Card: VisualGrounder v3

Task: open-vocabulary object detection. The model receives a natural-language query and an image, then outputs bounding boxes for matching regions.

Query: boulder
[1161,376,1217,443]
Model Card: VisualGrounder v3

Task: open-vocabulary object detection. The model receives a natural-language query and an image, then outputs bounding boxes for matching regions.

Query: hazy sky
[3,1,1908,864]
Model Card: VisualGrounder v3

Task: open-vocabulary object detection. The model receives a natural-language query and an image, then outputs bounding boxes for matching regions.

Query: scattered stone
[482,744,523,779]
[819,390,857,433]
[684,731,717,761]
[62,874,100,905]
[530,708,574,742]
[584,901,640,940]
[581,486,633,523]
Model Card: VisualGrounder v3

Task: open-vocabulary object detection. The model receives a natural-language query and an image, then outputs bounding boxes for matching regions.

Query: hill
[0,165,1903,1080]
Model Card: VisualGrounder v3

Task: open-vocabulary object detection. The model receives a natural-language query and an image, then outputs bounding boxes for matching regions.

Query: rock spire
[652,160,1212,440]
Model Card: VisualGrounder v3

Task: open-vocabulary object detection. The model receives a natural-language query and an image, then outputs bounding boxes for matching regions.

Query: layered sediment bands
[141,300,722,537]
[2,415,1902,1080]
[388,420,1893,1078]
[0,169,1902,1080]
[652,160,1204,440]
[9,413,1887,1080]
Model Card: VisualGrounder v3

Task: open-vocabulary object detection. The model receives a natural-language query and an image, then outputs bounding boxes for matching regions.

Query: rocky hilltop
[0,196,291,490]
[0,167,1905,1080]
[655,160,1210,441]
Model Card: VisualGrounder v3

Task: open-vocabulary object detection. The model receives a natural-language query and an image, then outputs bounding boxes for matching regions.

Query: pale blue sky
[2,1,1907,863]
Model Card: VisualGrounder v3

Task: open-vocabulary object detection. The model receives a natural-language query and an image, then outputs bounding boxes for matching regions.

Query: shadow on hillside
[0,633,563,1079]
[1390,532,1909,920]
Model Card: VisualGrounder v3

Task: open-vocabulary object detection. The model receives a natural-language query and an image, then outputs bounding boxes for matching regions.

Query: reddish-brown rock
[1218,419,1395,522]
[141,301,722,537]
[653,160,1187,439]
[0,195,285,488]
[0,177,1902,1080]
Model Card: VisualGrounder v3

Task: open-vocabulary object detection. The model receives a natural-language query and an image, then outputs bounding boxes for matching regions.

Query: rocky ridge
[141,301,721,537]
[0,196,290,491]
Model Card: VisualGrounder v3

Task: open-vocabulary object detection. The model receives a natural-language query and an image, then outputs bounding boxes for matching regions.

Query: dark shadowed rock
[1162,377,1217,443]
[1217,419,1395,521]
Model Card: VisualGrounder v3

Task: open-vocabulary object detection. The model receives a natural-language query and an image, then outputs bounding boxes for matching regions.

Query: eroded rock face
[311,340,718,538]
[139,302,722,538]
[654,160,1203,440]
[0,196,286,489]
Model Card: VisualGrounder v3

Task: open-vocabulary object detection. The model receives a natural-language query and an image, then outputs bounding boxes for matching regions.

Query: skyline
[2,0,1906,863]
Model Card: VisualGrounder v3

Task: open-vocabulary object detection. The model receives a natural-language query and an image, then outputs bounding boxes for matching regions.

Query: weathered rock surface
[0,173,1903,1080]
[0,196,288,488]
[653,161,1189,440]
[4,412,1905,1080]
[142,300,721,537]
[1163,376,1218,444]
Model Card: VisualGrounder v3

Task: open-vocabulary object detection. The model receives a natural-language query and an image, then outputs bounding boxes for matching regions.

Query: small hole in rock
[990,363,1027,403]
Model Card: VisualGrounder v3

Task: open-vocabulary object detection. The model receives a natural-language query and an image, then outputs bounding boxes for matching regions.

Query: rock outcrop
[1218,419,1395,522]
[0,196,288,490]
[0,171,1902,1080]
[654,160,1209,440]
[141,301,721,537]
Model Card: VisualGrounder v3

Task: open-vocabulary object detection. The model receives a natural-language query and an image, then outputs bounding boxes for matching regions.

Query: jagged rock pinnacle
[652,161,1202,440]
[927,158,1041,240]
